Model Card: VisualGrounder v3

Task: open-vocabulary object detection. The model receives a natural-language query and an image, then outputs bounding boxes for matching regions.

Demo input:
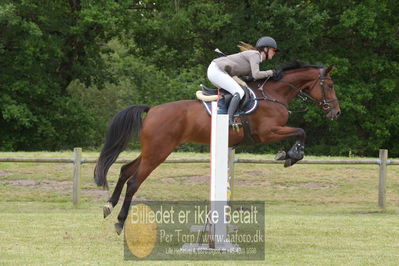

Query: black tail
[94,105,150,189]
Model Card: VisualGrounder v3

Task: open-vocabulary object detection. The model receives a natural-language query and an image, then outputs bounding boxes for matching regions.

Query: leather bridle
[257,68,339,113]
[298,68,339,113]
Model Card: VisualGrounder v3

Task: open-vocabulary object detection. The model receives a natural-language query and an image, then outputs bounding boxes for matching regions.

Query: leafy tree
[1,0,398,156]
[122,0,399,156]
[0,0,134,150]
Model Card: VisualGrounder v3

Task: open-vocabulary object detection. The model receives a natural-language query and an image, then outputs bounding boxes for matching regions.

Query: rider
[207,36,278,127]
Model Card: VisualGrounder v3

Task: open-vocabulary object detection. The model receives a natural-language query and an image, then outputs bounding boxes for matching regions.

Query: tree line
[1,0,398,156]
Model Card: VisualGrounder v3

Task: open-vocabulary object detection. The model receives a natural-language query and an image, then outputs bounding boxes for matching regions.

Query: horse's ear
[324,64,335,75]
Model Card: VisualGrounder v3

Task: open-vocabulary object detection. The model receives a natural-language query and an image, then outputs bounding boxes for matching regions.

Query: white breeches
[207,61,244,99]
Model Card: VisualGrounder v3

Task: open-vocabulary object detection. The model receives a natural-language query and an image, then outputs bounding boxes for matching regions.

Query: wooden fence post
[73,147,82,205]
[378,149,388,208]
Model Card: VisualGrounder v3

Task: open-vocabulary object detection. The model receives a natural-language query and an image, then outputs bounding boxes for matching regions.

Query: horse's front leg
[261,126,306,167]
[283,139,305,167]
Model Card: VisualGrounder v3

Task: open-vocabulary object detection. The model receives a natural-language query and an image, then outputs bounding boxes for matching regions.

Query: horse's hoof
[275,151,286,161]
[115,222,123,235]
[103,202,113,219]
[284,158,292,168]
[287,142,305,161]
[287,151,304,161]
[285,158,300,167]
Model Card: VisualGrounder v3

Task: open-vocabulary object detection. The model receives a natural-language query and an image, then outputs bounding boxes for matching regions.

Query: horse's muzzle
[326,107,341,120]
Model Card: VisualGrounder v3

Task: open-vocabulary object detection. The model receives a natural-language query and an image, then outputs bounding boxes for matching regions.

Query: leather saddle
[199,84,252,114]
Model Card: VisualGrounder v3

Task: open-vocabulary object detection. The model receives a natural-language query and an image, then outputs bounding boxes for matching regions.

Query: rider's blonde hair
[237,41,257,52]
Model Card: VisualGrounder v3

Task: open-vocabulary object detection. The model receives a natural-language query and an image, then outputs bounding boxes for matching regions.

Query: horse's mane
[272,60,322,81]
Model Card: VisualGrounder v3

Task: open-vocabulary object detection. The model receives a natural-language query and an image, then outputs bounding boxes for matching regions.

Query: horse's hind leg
[111,101,197,234]
[103,156,141,218]
[113,142,177,234]
[114,158,167,234]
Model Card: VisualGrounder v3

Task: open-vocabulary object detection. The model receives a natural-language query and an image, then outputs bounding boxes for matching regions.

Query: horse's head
[301,65,341,120]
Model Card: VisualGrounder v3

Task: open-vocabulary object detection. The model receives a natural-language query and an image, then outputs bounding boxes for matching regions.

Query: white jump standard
[181,101,240,252]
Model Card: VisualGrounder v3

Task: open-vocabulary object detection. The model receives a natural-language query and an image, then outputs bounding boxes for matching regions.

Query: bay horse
[94,61,341,234]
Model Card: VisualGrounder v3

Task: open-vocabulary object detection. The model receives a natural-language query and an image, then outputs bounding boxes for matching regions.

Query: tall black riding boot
[227,93,241,129]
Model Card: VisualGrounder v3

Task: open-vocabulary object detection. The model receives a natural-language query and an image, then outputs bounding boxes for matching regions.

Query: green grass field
[1,151,399,265]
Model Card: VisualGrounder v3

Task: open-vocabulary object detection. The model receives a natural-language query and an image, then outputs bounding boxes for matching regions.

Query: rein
[255,68,339,114]
[255,78,307,114]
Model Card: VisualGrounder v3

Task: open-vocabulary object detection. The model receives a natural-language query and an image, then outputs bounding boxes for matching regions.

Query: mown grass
[1,150,399,265]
